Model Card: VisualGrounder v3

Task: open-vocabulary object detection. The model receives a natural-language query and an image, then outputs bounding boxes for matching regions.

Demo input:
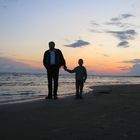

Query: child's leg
[76,80,80,98]
[79,81,84,98]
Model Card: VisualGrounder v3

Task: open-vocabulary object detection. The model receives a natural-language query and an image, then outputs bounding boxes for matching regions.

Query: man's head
[49,41,55,51]
[78,59,83,66]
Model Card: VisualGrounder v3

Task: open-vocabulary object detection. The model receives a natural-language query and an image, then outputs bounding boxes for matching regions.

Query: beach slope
[0,84,140,140]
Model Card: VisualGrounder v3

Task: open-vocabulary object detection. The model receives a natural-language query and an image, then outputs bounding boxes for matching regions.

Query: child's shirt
[67,66,87,81]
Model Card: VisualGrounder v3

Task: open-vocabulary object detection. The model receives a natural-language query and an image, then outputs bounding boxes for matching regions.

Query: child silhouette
[65,59,87,99]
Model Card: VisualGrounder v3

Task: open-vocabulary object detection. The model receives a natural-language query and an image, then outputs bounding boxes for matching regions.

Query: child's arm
[65,68,75,73]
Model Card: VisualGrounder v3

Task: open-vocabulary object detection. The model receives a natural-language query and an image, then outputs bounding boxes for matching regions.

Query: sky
[0,0,140,75]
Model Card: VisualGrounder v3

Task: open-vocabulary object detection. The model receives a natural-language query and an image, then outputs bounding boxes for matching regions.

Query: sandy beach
[0,84,140,140]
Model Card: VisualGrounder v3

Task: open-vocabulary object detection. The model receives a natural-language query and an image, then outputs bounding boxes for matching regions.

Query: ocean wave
[0,73,140,104]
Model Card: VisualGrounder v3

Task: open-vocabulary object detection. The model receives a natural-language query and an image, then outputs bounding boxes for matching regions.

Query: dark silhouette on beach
[65,59,87,99]
[43,41,67,99]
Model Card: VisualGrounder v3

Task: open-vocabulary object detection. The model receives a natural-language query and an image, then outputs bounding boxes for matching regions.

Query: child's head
[78,59,83,66]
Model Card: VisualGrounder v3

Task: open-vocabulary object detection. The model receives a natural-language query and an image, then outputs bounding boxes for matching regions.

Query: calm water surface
[0,73,140,104]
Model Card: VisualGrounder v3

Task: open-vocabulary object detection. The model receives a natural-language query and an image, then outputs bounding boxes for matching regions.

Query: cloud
[118,41,129,48]
[65,40,90,48]
[90,13,135,30]
[106,13,134,28]
[107,29,137,47]
[121,59,140,75]
[0,57,43,73]
[129,63,140,76]
[106,21,122,26]
[111,17,120,22]
[90,20,100,26]
[121,14,134,19]
[106,21,135,29]
[103,54,109,57]
[90,13,138,48]
[122,59,140,64]
[89,20,103,33]
[110,13,134,22]
[89,29,103,33]
[107,29,137,40]
[120,23,136,28]
[119,66,131,71]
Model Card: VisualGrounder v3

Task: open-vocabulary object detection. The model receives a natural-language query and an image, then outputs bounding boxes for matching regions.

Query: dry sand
[0,84,140,140]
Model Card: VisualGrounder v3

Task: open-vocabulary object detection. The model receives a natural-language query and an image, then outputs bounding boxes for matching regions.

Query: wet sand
[0,84,140,140]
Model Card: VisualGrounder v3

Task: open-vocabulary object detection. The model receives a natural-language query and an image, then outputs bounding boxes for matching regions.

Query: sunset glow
[0,0,140,75]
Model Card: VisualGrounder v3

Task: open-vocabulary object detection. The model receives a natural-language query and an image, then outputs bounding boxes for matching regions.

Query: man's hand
[63,65,67,71]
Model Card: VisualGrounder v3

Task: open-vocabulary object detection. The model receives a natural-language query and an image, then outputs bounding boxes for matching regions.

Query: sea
[0,73,140,105]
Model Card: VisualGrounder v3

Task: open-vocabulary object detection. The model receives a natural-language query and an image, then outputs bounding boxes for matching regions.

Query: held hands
[63,66,72,73]
[63,65,67,71]
[63,66,69,72]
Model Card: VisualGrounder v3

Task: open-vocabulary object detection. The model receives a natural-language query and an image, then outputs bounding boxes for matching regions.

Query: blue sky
[0,0,140,75]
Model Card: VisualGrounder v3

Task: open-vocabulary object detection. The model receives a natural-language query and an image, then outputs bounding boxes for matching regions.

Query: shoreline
[0,83,139,106]
[0,91,77,106]
[1,84,140,140]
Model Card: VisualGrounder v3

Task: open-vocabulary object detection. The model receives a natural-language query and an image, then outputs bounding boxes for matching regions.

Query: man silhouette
[43,41,66,99]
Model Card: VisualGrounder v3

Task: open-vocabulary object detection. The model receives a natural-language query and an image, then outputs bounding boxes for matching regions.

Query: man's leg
[53,67,59,99]
[46,68,53,99]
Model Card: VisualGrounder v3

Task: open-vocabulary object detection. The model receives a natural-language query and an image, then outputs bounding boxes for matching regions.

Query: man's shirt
[50,50,55,65]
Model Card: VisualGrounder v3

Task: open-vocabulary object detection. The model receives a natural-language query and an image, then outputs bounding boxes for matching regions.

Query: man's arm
[43,52,47,69]
[57,49,66,68]
[84,68,87,82]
